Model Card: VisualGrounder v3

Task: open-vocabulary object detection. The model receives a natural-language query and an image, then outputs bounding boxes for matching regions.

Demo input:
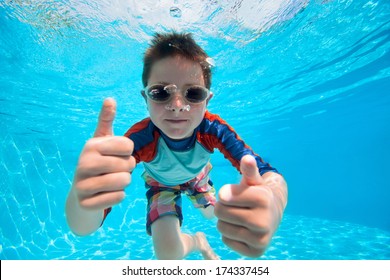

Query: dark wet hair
[142,32,212,89]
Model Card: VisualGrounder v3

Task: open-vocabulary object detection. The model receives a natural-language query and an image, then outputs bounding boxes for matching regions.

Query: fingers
[77,153,136,179]
[75,148,128,210]
[214,201,271,232]
[94,98,116,137]
[85,136,134,157]
[218,183,273,208]
[240,155,264,187]
[217,221,270,257]
[221,236,266,258]
[79,190,125,210]
[77,172,132,197]
[217,220,270,248]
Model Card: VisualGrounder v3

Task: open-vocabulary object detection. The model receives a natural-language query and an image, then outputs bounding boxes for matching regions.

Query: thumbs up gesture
[215,155,287,257]
[72,98,136,210]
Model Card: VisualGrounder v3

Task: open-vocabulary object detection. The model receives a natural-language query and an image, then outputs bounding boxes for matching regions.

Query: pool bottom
[1,213,389,260]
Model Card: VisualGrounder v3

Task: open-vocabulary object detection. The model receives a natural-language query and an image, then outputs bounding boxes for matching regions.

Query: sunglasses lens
[146,85,170,102]
[186,86,209,103]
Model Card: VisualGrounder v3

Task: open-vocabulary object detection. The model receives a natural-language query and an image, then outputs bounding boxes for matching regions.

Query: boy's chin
[164,129,193,140]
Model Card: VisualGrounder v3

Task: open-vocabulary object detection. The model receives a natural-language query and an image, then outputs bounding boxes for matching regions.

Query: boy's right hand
[72,98,136,211]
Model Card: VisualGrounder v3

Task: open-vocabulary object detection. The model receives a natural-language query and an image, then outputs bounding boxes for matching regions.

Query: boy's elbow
[65,214,101,237]
[72,229,94,237]
[68,224,98,237]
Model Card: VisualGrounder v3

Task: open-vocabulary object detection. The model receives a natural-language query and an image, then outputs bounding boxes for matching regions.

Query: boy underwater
[65,32,288,260]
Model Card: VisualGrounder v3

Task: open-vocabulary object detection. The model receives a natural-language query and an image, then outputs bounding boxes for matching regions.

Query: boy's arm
[200,111,278,176]
[65,188,105,236]
[215,155,287,257]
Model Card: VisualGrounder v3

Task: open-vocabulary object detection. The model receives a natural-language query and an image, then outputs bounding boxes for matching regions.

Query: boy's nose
[167,93,187,112]
[172,93,185,107]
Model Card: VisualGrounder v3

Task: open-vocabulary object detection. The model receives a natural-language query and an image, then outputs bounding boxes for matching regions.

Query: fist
[215,155,279,257]
[73,98,136,210]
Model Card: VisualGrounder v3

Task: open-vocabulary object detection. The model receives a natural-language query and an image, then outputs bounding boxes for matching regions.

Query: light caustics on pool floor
[0,134,389,260]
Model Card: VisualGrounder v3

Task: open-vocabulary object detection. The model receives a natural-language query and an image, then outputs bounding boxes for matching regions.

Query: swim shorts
[143,162,216,235]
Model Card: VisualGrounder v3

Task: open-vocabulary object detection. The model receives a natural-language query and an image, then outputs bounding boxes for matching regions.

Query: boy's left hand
[215,155,282,257]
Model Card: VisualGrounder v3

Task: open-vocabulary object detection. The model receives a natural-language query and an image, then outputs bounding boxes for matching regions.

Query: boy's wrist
[262,172,288,226]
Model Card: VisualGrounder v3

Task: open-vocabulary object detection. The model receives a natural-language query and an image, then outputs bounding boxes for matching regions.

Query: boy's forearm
[262,172,288,227]
[65,188,104,236]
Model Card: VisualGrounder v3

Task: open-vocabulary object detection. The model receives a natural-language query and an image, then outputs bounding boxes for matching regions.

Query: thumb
[240,155,264,187]
[94,98,116,137]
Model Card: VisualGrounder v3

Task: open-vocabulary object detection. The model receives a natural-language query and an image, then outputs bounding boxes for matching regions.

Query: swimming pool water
[1,0,389,260]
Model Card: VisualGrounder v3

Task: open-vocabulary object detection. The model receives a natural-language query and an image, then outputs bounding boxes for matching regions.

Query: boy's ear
[206,91,213,105]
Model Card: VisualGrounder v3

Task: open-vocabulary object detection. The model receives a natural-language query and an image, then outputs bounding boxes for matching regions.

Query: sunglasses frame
[142,84,211,104]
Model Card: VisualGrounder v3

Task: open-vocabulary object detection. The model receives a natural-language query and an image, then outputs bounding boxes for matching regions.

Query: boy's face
[143,56,212,139]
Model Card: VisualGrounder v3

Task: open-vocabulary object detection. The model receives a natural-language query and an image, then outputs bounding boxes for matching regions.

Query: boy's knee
[154,246,184,260]
[153,233,185,260]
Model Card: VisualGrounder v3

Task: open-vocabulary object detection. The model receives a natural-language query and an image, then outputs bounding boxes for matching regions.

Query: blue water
[1,0,389,260]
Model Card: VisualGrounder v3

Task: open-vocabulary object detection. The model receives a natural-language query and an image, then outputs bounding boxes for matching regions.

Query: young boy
[65,32,288,260]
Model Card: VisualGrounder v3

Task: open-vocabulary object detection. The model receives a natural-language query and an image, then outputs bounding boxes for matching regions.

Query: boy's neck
[159,128,197,151]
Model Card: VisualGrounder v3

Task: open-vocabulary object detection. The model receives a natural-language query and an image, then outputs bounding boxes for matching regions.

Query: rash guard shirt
[124,111,278,185]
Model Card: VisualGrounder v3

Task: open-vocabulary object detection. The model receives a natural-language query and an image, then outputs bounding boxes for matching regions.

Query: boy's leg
[191,177,217,220]
[151,215,219,260]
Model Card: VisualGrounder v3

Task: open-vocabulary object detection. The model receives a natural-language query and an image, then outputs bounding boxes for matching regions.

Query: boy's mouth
[165,119,188,124]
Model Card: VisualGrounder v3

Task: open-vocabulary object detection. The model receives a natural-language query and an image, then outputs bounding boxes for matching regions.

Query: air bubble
[205,57,215,67]
[169,7,182,18]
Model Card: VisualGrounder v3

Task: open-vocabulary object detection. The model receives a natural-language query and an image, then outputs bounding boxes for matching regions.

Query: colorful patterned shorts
[144,162,216,235]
